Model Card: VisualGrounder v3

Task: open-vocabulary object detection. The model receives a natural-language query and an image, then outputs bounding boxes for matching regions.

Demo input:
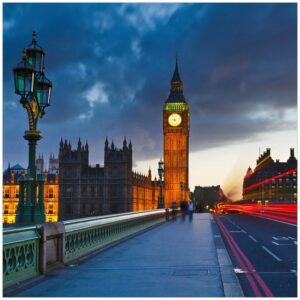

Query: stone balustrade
[3,209,168,289]
[3,225,40,288]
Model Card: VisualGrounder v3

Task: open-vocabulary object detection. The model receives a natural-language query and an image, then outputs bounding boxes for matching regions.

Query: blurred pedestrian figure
[188,200,194,221]
[170,201,177,220]
[180,200,188,222]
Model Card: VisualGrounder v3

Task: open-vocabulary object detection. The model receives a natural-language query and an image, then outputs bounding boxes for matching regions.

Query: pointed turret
[59,139,64,159]
[77,137,82,150]
[244,166,253,179]
[246,166,252,174]
[172,55,181,82]
[111,140,115,150]
[36,153,44,173]
[166,56,186,103]
[129,139,132,150]
[85,140,89,151]
[288,148,297,163]
[105,137,109,148]
[123,137,127,148]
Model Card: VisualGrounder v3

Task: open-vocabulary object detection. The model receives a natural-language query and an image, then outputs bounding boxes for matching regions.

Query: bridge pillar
[39,222,65,274]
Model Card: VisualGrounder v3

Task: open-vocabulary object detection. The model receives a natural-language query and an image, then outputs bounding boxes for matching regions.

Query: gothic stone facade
[58,138,160,221]
[243,148,297,203]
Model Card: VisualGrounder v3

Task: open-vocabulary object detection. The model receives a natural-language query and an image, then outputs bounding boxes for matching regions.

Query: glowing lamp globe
[13,49,35,98]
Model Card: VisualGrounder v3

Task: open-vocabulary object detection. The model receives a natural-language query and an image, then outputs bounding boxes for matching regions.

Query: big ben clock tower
[163,59,190,208]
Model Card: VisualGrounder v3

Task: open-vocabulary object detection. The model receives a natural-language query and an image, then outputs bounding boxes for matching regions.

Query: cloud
[93,10,114,32]
[131,40,141,60]
[78,63,87,79]
[3,18,15,31]
[118,3,183,34]
[3,3,297,170]
[210,59,251,84]
[4,101,17,110]
[85,82,109,107]
[78,111,93,120]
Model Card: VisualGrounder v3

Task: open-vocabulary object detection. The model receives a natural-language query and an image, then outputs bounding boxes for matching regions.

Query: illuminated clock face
[168,113,182,127]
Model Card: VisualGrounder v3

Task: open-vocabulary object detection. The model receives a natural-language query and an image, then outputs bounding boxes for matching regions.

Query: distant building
[243,148,297,203]
[49,153,59,172]
[58,138,160,220]
[2,158,59,224]
[192,185,224,212]
[36,154,44,173]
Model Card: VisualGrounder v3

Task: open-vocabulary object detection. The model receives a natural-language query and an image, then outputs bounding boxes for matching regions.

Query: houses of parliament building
[58,137,160,220]
[3,60,190,222]
[3,138,161,223]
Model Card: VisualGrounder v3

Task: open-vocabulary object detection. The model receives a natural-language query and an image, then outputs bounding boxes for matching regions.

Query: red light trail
[243,168,297,192]
[217,204,297,224]
[214,215,273,297]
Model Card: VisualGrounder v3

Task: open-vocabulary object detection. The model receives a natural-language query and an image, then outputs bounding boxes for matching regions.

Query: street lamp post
[13,32,52,225]
[180,182,184,202]
[157,159,164,208]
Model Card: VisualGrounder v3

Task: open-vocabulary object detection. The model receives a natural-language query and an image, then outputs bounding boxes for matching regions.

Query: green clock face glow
[168,113,182,127]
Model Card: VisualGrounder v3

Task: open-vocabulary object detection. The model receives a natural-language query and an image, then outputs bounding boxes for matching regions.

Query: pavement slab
[8,213,227,297]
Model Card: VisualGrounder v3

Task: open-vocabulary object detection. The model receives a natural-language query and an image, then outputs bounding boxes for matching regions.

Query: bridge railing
[3,226,40,289]
[62,209,166,263]
[3,209,167,289]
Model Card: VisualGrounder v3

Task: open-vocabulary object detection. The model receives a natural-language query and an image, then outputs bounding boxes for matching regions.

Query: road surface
[214,213,297,297]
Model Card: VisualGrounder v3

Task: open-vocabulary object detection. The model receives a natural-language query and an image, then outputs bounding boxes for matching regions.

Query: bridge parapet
[62,209,166,263]
[3,209,167,289]
[3,226,40,289]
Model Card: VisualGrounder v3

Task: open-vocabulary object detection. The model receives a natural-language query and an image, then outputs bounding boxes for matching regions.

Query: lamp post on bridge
[180,182,185,202]
[157,159,164,208]
[13,32,53,225]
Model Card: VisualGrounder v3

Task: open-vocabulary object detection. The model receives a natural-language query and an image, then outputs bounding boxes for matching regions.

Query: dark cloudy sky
[3,3,297,196]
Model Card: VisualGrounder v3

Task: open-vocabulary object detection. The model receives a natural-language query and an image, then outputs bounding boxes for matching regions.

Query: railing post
[38,222,65,273]
[38,223,46,274]
[62,231,66,265]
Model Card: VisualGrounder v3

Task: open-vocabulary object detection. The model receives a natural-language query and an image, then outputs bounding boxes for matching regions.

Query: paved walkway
[9,214,226,297]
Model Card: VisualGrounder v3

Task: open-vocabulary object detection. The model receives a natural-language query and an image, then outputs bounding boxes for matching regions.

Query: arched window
[49,187,54,198]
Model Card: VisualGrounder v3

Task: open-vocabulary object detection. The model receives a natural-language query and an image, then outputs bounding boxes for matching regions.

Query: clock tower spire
[167,57,186,102]
[163,58,190,208]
